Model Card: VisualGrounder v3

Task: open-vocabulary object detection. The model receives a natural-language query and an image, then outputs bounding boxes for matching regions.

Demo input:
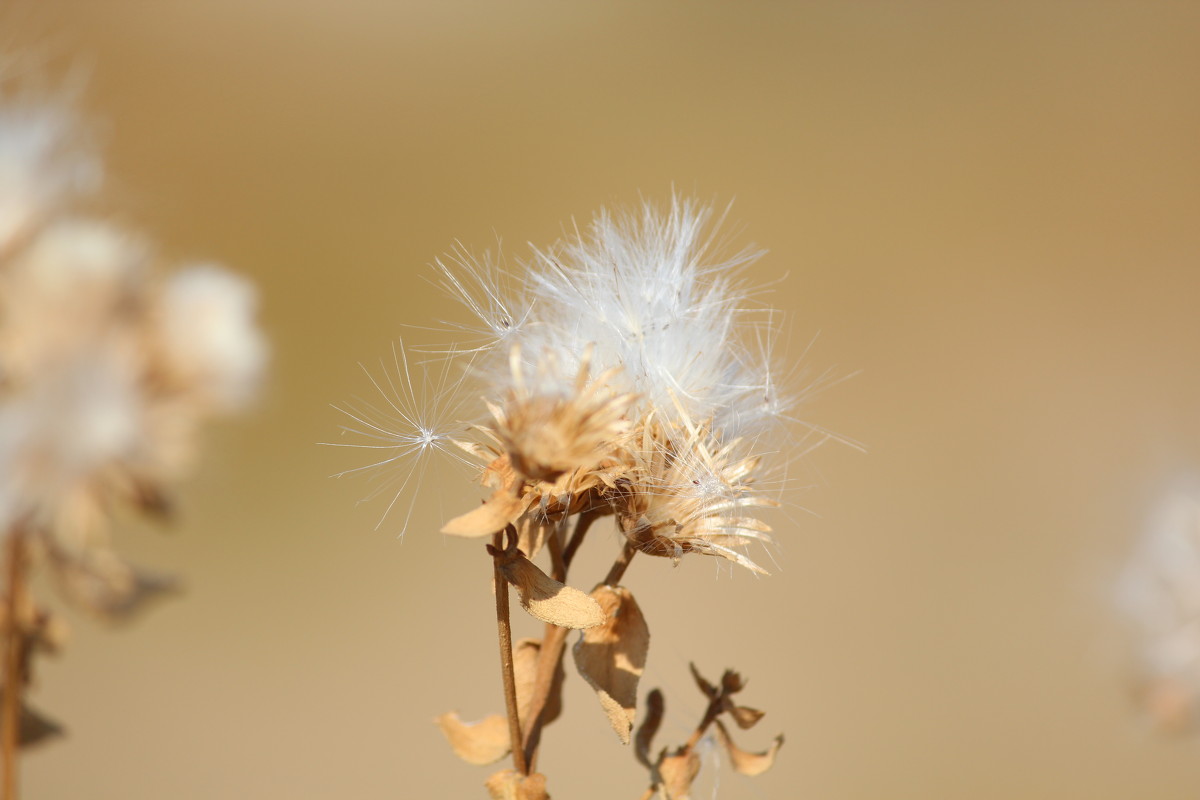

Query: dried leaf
[13,697,63,748]
[573,585,649,744]
[442,490,527,537]
[47,546,177,621]
[657,749,701,800]
[688,663,716,700]
[714,719,784,777]
[434,712,511,765]
[495,548,603,629]
[723,702,765,730]
[635,689,664,770]
[485,768,550,800]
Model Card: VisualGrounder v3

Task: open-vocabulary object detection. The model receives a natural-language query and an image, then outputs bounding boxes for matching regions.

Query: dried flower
[430,195,805,574]
[335,194,821,797]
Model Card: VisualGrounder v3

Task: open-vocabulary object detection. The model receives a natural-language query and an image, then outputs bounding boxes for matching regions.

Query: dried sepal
[713,719,783,777]
[490,542,603,629]
[657,748,701,800]
[485,768,550,800]
[434,712,511,765]
[635,688,664,770]
[442,490,527,537]
[572,585,649,744]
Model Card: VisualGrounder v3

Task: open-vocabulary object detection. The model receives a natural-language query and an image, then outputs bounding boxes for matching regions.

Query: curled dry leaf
[657,748,701,800]
[572,585,649,744]
[434,712,511,766]
[713,719,784,777]
[442,489,527,537]
[493,547,603,629]
[484,768,550,800]
[635,688,664,770]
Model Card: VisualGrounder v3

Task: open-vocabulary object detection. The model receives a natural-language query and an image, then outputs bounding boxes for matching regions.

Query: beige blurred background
[8,1,1200,797]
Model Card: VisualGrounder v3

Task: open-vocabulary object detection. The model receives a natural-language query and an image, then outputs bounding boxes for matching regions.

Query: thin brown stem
[521,622,568,772]
[1,528,27,800]
[683,694,724,752]
[489,530,527,775]
[602,539,637,587]
[523,533,639,770]
[560,505,604,572]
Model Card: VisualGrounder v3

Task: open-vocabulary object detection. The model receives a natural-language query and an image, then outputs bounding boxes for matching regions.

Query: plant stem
[602,539,637,587]
[560,505,604,572]
[683,689,725,753]
[523,533,639,770]
[521,622,568,772]
[1,528,26,800]
[490,531,527,775]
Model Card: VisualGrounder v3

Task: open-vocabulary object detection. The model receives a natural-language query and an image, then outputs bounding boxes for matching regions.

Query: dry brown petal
[494,548,604,629]
[485,768,550,800]
[434,712,511,765]
[635,688,664,770]
[572,585,649,744]
[442,490,527,537]
[516,510,558,561]
[657,749,701,800]
[714,719,784,777]
[723,702,765,730]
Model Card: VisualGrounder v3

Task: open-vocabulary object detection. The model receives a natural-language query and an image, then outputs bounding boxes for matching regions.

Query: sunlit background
[9,1,1200,797]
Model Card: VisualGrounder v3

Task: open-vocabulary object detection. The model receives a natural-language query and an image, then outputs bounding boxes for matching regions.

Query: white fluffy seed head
[160,264,268,411]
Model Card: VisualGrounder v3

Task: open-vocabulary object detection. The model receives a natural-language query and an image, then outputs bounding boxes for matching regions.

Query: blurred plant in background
[333,196,838,798]
[0,64,266,798]
[1119,483,1200,734]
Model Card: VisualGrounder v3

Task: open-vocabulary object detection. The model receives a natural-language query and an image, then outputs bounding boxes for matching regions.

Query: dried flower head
[421,195,812,574]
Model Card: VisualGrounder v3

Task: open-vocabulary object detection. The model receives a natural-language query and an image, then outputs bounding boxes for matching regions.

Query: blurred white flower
[0,81,267,616]
[1118,485,1200,731]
